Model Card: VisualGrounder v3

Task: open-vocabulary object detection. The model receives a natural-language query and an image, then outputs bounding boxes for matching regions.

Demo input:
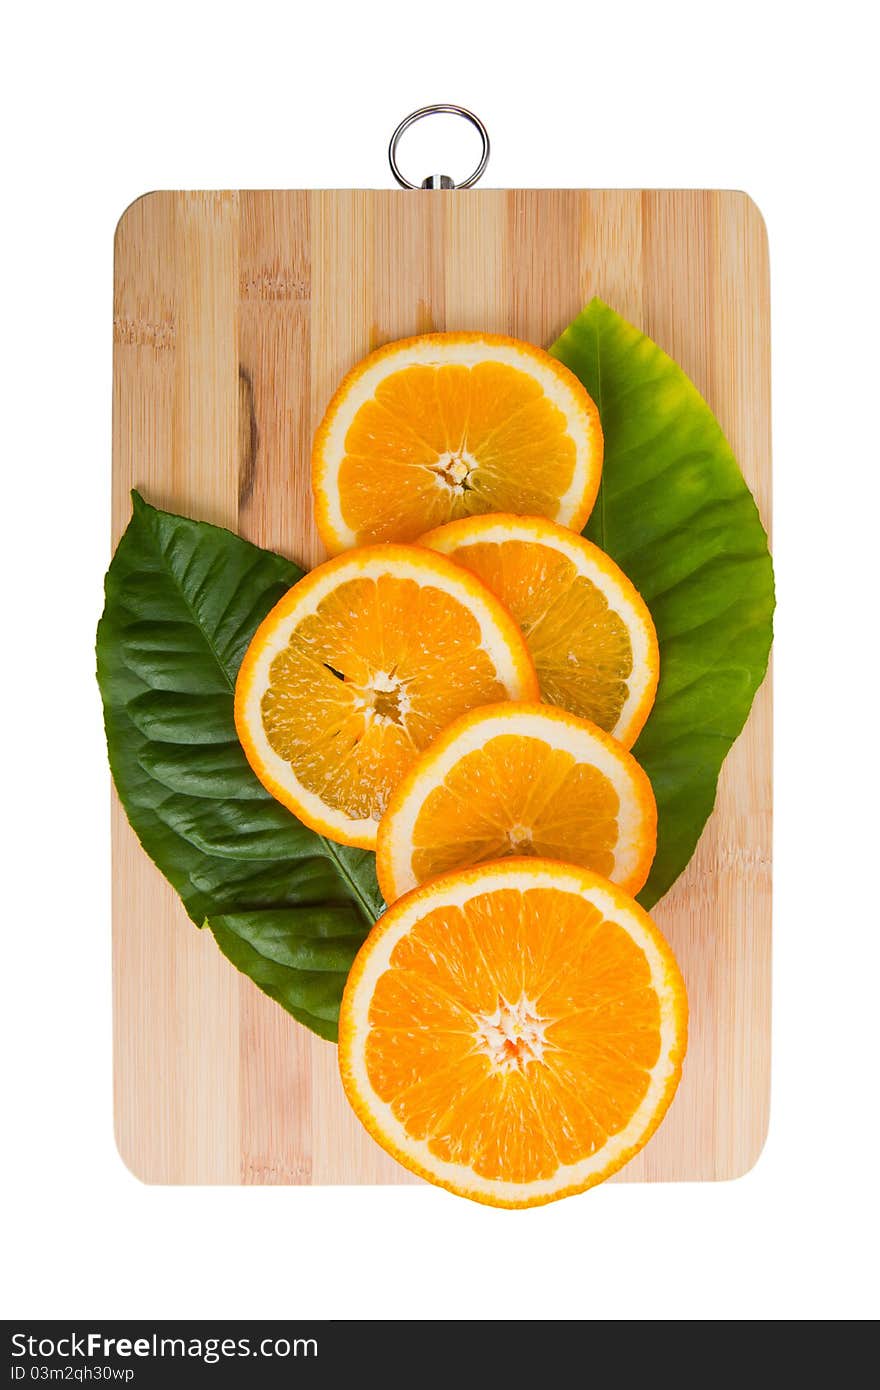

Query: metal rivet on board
[388,105,490,191]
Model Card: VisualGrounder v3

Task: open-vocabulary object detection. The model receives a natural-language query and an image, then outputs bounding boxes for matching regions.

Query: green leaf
[209,906,368,1042]
[551,299,774,908]
[96,493,383,1037]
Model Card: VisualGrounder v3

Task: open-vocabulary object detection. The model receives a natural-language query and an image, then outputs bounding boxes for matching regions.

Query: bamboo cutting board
[112,189,771,1185]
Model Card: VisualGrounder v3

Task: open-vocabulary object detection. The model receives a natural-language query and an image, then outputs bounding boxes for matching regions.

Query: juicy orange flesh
[445,539,633,732]
[365,886,661,1184]
[339,363,577,544]
[261,576,510,821]
[410,734,619,883]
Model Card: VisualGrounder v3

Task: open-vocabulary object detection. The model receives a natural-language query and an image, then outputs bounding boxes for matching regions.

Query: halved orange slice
[312,333,603,553]
[339,859,687,1207]
[421,514,659,747]
[234,546,539,848]
[376,702,656,903]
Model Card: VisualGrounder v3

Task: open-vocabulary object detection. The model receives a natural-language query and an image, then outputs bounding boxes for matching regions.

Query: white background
[2,0,878,1323]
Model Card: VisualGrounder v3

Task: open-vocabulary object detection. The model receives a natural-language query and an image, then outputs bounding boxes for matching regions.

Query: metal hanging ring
[388,105,490,190]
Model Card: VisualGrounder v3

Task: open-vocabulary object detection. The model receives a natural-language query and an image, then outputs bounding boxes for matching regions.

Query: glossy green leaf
[96,494,383,1037]
[209,906,368,1042]
[551,298,774,907]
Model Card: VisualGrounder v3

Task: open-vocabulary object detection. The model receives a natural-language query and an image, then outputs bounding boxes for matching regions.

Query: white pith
[342,862,682,1204]
[316,341,597,550]
[506,823,533,851]
[474,994,548,1073]
[349,669,413,728]
[431,449,478,493]
[384,705,652,896]
[239,552,534,842]
[426,517,655,743]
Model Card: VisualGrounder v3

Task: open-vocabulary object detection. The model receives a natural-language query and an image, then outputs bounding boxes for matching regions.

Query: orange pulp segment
[339,859,687,1207]
[421,513,659,748]
[234,545,539,848]
[377,702,656,902]
[312,334,603,553]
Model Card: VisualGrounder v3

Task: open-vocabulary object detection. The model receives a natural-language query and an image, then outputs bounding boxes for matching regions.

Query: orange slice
[421,514,659,747]
[312,333,603,553]
[377,702,656,903]
[234,545,539,848]
[339,859,687,1207]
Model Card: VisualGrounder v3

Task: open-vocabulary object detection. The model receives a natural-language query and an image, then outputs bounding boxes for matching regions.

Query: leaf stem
[318,836,382,925]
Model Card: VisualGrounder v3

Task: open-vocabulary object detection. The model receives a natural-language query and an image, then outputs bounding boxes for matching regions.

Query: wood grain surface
[112,189,771,1185]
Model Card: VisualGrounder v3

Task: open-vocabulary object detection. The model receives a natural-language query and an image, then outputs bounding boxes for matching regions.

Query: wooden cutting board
[112,189,771,1185]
